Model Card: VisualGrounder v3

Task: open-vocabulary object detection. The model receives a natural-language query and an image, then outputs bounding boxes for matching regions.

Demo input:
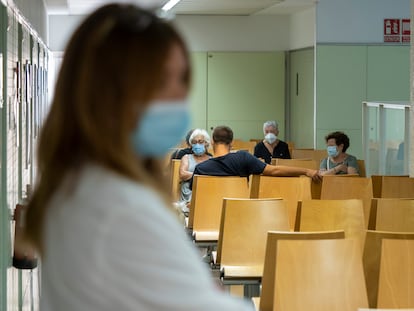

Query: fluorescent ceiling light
[162,0,181,11]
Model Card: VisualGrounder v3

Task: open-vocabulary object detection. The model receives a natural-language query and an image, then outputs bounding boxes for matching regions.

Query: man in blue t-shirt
[190,126,321,189]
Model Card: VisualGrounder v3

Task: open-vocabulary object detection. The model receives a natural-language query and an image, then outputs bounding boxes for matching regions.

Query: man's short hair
[212,126,233,145]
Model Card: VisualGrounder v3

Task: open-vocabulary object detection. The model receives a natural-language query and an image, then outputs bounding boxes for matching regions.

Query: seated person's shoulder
[172,147,192,159]
[233,150,253,158]
[346,154,358,162]
[277,139,288,147]
[193,157,212,169]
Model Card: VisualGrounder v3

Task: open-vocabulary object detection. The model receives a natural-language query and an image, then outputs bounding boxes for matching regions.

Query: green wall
[189,51,285,141]
[189,52,208,130]
[188,46,409,155]
[315,45,409,159]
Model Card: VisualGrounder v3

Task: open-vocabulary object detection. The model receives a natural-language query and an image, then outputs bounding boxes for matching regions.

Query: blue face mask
[192,143,205,156]
[131,100,190,157]
[327,145,339,158]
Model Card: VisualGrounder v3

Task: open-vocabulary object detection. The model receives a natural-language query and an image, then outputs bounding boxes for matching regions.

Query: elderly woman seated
[319,131,359,175]
[179,129,212,207]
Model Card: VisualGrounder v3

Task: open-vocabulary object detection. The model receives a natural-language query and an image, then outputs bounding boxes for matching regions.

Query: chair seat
[221,265,263,279]
[193,231,219,241]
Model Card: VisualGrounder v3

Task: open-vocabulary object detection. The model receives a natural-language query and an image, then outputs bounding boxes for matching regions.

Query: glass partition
[362,101,410,176]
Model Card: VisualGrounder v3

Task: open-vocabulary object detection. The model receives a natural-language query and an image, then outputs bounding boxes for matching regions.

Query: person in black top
[254,120,290,164]
[191,125,320,189]
[171,129,194,159]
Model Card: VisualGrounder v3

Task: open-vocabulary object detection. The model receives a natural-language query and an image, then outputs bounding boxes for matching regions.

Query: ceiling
[43,0,317,16]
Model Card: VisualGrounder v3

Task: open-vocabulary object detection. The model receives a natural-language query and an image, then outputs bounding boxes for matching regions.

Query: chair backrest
[271,158,318,170]
[260,230,345,311]
[272,238,368,311]
[377,239,414,309]
[357,159,367,177]
[296,199,366,251]
[170,159,181,202]
[189,175,250,240]
[363,230,414,308]
[250,175,312,230]
[231,139,256,154]
[369,198,414,231]
[320,176,373,228]
[216,198,289,277]
[371,175,414,198]
[270,158,319,200]
[291,148,327,164]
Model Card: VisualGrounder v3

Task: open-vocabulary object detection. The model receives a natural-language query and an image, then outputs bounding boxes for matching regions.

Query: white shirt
[41,164,253,311]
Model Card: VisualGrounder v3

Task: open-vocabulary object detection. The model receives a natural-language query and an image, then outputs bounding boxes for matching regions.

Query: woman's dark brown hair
[25,4,190,253]
[325,131,350,152]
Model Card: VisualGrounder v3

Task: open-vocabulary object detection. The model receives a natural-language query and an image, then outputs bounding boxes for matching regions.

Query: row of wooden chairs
[212,197,414,309]
[255,230,414,311]
[188,178,414,268]
[170,158,414,207]
[188,174,414,243]
[185,175,414,309]
[215,197,414,283]
[250,175,374,228]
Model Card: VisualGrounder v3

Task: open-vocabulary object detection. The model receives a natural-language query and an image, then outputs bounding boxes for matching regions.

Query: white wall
[48,14,292,52]
[289,8,315,50]
[174,15,290,52]
[47,12,318,52]
[48,14,85,51]
[317,0,410,43]
[13,0,48,42]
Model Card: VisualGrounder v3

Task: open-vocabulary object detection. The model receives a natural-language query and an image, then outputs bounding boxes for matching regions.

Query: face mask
[192,143,205,156]
[264,133,277,144]
[327,145,339,158]
[131,100,190,157]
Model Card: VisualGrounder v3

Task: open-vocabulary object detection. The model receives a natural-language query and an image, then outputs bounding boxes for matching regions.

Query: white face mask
[264,133,277,144]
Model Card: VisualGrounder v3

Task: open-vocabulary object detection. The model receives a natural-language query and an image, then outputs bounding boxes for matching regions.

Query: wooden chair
[320,176,373,228]
[312,174,362,200]
[250,175,312,230]
[377,239,414,308]
[368,198,414,231]
[231,139,256,154]
[266,238,368,311]
[189,175,250,244]
[271,158,318,170]
[170,159,181,202]
[357,159,367,177]
[295,199,366,251]
[371,175,414,198]
[216,198,290,295]
[255,230,346,311]
[291,148,327,165]
[363,230,414,308]
[272,159,320,199]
